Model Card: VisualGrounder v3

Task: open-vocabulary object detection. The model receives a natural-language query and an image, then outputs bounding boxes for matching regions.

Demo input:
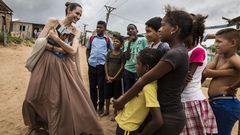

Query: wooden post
[3,25,7,46]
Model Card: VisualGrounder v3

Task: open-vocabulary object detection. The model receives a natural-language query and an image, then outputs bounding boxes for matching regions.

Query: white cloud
[4,0,240,37]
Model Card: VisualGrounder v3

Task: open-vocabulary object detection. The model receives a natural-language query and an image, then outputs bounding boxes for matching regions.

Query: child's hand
[202,69,209,78]
[113,97,124,110]
[105,75,110,80]
[106,80,112,83]
[224,86,237,96]
[129,35,137,43]
[106,76,112,83]
[108,77,115,83]
[124,50,131,60]
[185,71,193,83]
[109,77,115,81]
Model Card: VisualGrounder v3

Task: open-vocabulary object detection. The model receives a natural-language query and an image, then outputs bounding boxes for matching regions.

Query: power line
[115,0,129,8]
[87,0,114,26]
[94,7,105,17]
[87,7,105,26]
[111,13,144,24]
[106,0,112,5]
[109,0,118,6]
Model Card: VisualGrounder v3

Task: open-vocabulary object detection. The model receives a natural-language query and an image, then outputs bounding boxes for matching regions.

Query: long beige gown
[22,26,104,135]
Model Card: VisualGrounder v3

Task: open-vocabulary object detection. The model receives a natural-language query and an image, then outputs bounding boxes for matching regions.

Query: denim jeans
[210,99,240,135]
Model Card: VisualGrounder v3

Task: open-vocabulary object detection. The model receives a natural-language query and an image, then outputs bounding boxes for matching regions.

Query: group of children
[86,6,240,135]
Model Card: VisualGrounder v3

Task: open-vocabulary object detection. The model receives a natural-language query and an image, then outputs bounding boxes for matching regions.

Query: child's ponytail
[191,14,208,46]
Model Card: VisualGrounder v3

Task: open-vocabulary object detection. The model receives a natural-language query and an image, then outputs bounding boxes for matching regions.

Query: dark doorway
[1,16,6,32]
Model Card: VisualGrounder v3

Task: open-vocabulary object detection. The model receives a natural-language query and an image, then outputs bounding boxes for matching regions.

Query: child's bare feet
[100,112,109,117]
[110,116,115,121]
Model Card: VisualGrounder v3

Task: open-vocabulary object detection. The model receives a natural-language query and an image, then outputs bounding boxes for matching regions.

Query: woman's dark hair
[137,48,162,69]
[191,14,208,46]
[65,2,82,15]
[164,6,193,40]
[145,17,162,32]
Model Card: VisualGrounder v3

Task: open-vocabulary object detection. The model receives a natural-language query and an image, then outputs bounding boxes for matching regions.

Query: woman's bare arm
[45,44,66,54]
[38,18,58,38]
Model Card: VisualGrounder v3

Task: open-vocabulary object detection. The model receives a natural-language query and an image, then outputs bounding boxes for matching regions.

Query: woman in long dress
[22,2,104,135]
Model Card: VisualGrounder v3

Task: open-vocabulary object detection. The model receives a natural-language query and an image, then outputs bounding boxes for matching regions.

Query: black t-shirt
[157,46,189,113]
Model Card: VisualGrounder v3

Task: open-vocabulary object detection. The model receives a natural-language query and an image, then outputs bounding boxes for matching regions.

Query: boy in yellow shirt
[115,48,163,135]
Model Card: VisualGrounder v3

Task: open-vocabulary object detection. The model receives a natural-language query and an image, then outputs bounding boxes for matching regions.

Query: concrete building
[0,0,13,33]
[11,20,44,39]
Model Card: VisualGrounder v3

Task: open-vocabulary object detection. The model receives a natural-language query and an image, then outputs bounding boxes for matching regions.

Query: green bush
[27,38,35,44]
[7,36,23,44]
[0,32,4,43]
[0,33,23,44]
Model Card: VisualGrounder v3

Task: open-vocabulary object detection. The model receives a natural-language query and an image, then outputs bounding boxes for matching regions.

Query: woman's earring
[170,31,173,35]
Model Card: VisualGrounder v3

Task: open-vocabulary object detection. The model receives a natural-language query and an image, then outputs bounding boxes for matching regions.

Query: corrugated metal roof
[12,20,44,26]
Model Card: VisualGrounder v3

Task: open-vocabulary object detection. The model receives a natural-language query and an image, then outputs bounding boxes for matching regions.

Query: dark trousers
[153,110,186,135]
[123,69,137,92]
[88,65,105,110]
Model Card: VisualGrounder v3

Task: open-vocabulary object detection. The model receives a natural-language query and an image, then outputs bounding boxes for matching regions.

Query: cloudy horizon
[3,0,240,37]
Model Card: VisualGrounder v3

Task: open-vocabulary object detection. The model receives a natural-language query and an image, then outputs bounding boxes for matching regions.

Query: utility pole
[82,23,88,46]
[104,5,116,28]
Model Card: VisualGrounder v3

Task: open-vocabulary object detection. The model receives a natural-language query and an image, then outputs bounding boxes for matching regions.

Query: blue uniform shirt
[86,35,113,67]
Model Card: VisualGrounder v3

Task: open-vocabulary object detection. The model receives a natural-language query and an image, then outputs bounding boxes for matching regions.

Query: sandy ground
[0,45,239,135]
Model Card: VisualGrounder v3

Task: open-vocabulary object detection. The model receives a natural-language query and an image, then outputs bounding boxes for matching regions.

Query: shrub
[7,36,23,44]
[0,32,4,43]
